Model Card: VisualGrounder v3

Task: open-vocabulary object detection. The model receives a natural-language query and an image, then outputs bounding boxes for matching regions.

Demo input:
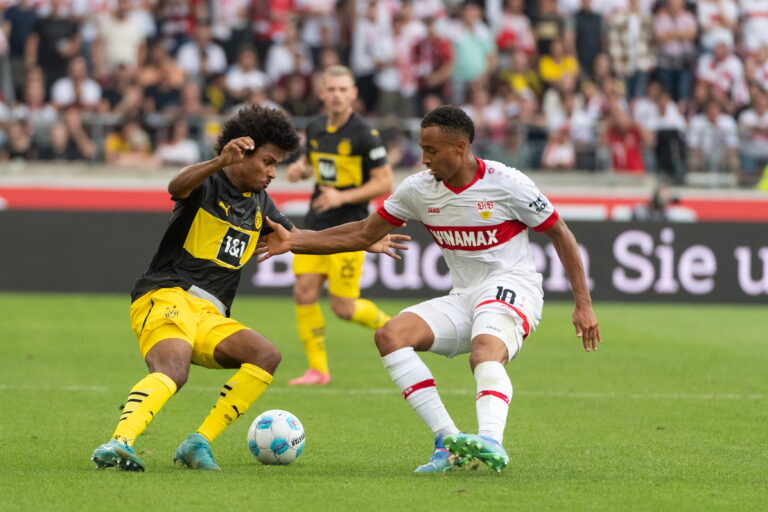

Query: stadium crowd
[0,0,767,186]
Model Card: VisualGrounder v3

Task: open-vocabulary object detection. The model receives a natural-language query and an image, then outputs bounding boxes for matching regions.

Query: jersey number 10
[495,286,517,305]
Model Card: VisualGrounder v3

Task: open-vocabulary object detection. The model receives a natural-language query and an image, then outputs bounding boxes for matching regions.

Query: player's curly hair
[215,105,300,155]
[421,105,475,143]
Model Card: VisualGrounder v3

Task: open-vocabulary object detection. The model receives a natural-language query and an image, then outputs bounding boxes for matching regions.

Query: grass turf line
[0,293,765,511]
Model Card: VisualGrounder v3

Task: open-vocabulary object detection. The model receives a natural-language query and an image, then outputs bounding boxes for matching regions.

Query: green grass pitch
[0,293,765,511]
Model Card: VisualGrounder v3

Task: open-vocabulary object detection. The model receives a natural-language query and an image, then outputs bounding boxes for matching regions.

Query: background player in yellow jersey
[90,106,301,471]
[284,66,394,385]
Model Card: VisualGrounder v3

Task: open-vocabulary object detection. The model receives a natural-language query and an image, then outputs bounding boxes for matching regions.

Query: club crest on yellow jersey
[255,210,262,230]
[337,138,352,156]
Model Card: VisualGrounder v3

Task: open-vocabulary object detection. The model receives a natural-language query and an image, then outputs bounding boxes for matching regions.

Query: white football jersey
[378,158,558,293]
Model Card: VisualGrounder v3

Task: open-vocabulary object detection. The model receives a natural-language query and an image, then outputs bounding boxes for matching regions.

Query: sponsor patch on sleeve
[369,146,387,161]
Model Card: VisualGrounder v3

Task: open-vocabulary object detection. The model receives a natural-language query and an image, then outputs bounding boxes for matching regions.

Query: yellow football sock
[351,299,390,329]
[296,303,328,374]
[112,372,177,446]
[196,363,273,443]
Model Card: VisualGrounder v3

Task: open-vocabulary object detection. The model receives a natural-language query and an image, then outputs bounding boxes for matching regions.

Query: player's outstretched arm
[257,213,409,262]
[168,137,255,199]
[540,218,601,352]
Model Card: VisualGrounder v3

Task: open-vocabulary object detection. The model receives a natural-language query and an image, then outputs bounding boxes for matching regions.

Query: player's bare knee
[469,338,509,369]
[146,352,191,390]
[329,298,355,320]
[293,277,322,304]
[254,342,281,374]
[158,366,189,390]
[469,352,505,370]
[374,322,403,355]
[294,287,319,304]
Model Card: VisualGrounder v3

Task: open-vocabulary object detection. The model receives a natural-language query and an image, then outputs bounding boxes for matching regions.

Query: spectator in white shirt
[696,37,750,111]
[50,56,102,111]
[155,118,201,166]
[632,81,661,134]
[264,21,313,84]
[0,99,11,154]
[226,46,270,102]
[697,0,739,51]
[745,44,768,93]
[687,101,739,174]
[742,0,768,54]
[176,25,228,80]
[541,121,576,170]
[460,86,506,145]
[654,89,688,183]
[374,11,424,118]
[294,0,339,66]
[350,2,385,112]
[210,0,250,61]
[563,92,598,169]
[93,0,146,78]
[12,79,58,149]
[738,90,768,173]
[412,0,446,20]
[592,0,654,16]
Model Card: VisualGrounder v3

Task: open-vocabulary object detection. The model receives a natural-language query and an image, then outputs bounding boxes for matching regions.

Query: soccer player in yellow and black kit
[285,66,393,385]
[89,106,300,471]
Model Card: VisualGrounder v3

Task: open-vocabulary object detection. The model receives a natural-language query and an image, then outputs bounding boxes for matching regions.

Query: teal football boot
[443,433,509,472]
[414,435,467,473]
[91,438,146,471]
[173,433,221,470]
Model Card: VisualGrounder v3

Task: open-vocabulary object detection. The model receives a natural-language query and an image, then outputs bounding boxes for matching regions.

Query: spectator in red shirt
[603,106,647,173]
[493,0,536,62]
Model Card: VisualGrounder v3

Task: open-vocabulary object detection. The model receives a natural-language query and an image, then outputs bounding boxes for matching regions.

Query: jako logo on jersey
[424,221,526,251]
[529,195,548,213]
[477,199,494,220]
[428,207,441,214]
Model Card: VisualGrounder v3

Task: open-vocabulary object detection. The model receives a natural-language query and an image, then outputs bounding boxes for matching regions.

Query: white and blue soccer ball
[247,409,305,465]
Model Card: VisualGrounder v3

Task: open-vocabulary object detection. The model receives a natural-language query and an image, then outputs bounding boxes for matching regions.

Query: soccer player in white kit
[259,105,601,472]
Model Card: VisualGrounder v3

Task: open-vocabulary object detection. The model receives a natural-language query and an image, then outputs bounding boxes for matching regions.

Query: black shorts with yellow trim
[129,287,246,369]
[292,251,365,299]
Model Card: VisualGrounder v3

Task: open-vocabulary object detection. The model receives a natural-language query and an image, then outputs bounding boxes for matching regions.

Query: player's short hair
[321,65,355,83]
[421,105,475,143]
[215,105,300,156]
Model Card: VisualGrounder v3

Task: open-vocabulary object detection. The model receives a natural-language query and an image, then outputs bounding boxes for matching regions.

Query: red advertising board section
[1,185,768,222]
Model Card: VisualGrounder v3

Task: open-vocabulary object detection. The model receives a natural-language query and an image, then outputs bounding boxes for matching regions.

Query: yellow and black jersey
[131,170,293,315]
[304,112,388,230]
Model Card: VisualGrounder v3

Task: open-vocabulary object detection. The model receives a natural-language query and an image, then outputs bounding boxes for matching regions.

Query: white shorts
[402,277,543,359]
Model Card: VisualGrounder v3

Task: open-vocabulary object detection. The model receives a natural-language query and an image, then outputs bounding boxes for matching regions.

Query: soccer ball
[247,409,305,465]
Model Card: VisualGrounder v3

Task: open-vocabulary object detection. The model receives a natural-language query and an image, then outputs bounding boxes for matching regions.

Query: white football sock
[474,361,512,443]
[382,347,459,438]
